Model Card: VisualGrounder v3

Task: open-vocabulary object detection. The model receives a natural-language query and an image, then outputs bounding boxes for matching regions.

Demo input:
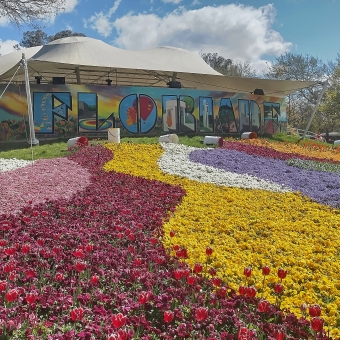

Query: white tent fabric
[0,37,317,97]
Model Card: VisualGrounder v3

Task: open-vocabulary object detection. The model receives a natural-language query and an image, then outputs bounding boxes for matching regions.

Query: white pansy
[0,158,33,172]
[158,143,292,193]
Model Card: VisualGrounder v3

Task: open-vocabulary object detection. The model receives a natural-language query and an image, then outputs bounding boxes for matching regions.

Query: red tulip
[164,311,174,323]
[262,265,270,276]
[21,244,30,254]
[85,243,93,252]
[175,250,182,258]
[41,211,48,217]
[209,267,216,276]
[273,283,284,294]
[134,258,143,266]
[309,304,321,317]
[212,277,221,287]
[174,269,183,280]
[138,291,148,304]
[4,262,15,273]
[24,270,35,281]
[37,238,44,246]
[194,263,203,274]
[0,239,7,247]
[138,291,152,304]
[128,233,135,241]
[108,329,129,340]
[238,285,247,296]
[257,299,270,313]
[112,313,127,329]
[75,261,86,272]
[26,292,38,304]
[195,307,208,322]
[246,286,257,298]
[277,268,287,279]
[0,280,7,292]
[182,269,190,278]
[187,275,196,285]
[169,230,176,237]
[4,247,16,256]
[91,275,99,285]
[55,272,64,282]
[150,237,158,245]
[70,307,84,321]
[238,327,253,340]
[173,244,180,251]
[33,211,38,217]
[180,248,188,258]
[206,247,213,256]
[6,289,18,303]
[155,256,165,265]
[243,266,252,277]
[275,330,285,340]
[73,249,85,258]
[311,317,324,332]
[217,286,228,297]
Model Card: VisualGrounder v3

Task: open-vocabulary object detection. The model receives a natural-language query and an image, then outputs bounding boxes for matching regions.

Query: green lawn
[0,136,210,160]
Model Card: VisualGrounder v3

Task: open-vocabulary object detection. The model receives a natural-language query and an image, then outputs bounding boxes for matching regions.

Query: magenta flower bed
[222,141,340,164]
[0,158,92,216]
[0,146,327,339]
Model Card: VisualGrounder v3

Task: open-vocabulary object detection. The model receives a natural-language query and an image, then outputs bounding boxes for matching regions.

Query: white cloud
[0,16,8,26]
[162,0,182,4]
[64,0,79,12]
[0,39,19,55]
[113,4,292,73]
[84,0,122,37]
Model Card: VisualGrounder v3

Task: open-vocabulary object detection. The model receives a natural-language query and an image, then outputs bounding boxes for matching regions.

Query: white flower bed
[0,158,33,172]
[158,143,292,193]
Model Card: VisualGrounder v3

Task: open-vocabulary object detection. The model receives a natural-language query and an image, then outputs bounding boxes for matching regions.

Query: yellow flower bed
[240,138,340,162]
[104,143,340,337]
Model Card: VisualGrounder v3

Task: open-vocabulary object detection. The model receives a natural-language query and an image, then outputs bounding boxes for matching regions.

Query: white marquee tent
[0,36,317,97]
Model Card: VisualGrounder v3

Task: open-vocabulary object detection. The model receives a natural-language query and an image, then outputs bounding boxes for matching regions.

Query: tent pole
[302,80,328,139]
[75,67,81,84]
[21,53,39,145]
[172,72,177,81]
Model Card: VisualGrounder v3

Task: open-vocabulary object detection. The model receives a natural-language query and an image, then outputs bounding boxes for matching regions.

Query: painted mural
[0,84,286,141]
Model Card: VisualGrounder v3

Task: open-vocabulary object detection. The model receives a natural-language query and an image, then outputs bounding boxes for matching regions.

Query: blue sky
[0,0,339,72]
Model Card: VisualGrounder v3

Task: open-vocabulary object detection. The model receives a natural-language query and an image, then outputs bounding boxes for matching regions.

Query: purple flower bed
[189,148,340,208]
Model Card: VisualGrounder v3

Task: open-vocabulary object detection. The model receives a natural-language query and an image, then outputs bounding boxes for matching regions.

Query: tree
[16,29,86,48]
[201,52,258,78]
[0,0,66,27]
[319,64,340,131]
[265,52,333,132]
[47,30,86,42]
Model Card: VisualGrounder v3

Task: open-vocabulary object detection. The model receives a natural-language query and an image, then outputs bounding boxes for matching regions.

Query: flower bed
[105,142,340,339]
[222,140,340,164]
[0,158,92,216]
[0,142,337,339]
[189,147,340,208]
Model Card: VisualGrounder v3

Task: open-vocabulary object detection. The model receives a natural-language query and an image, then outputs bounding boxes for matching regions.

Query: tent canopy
[0,36,317,97]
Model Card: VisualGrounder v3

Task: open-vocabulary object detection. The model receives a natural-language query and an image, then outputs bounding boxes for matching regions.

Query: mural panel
[199,97,214,133]
[0,84,286,141]
[215,98,237,133]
